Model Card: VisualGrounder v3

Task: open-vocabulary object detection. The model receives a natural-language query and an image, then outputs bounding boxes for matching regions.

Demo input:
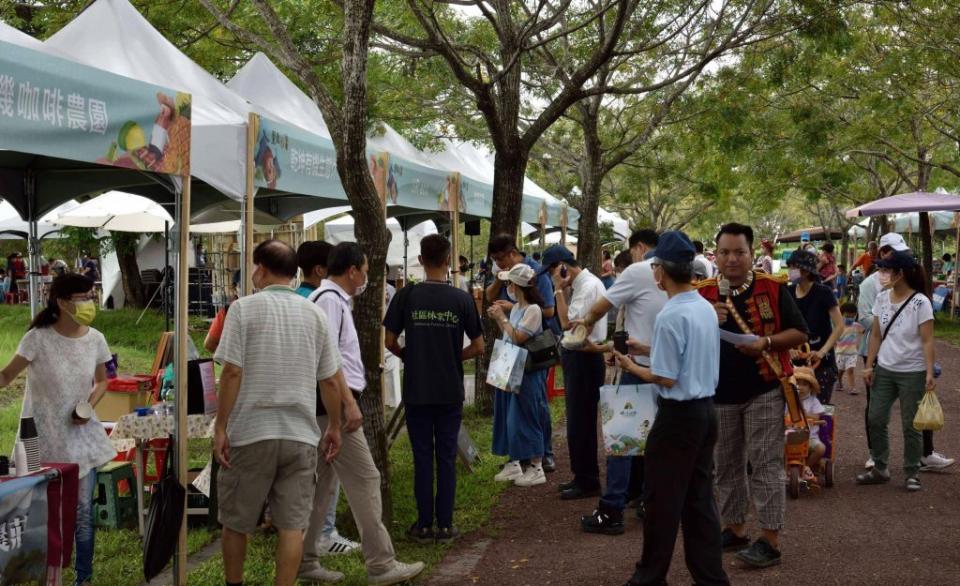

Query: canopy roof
[846,191,960,218]
[777,227,844,243]
[1,24,191,221]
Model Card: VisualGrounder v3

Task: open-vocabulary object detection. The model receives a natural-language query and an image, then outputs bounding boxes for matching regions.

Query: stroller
[785,405,836,499]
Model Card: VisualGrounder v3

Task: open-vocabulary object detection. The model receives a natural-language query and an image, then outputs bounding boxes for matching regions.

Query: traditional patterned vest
[697,271,794,382]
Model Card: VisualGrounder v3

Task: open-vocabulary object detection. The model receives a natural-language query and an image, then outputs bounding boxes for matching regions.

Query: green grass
[935,316,960,347]
[189,399,566,585]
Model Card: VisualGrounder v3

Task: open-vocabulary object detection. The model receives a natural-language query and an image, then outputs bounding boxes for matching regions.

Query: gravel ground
[428,340,960,585]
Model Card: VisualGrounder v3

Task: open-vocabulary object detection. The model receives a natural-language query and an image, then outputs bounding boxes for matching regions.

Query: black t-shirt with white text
[383,282,482,405]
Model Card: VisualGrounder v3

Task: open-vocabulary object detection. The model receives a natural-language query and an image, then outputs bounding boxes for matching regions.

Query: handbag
[486,339,528,393]
[599,375,659,457]
[142,435,186,581]
[523,328,560,372]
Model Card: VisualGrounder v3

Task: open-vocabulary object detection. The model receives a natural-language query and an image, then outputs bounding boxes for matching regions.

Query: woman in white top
[488,263,548,488]
[0,274,115,586]
[858,252,935,492]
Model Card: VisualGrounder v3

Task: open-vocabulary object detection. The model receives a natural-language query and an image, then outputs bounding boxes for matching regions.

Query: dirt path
[428,341,960,585]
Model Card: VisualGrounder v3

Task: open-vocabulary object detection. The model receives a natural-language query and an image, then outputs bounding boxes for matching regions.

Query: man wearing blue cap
[614,231,728,586]
[539,244,608,501]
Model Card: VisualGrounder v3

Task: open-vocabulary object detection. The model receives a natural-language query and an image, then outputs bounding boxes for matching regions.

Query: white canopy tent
[0,200,78,239]
[45,0,249,202]
[325,215,438,280]
[48,191,173,232]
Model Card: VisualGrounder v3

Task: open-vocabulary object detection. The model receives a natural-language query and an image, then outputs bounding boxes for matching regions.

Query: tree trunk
[575,111,604,275]
[917,157,934,294]
[337,0,394,524]
[111,233,145,308]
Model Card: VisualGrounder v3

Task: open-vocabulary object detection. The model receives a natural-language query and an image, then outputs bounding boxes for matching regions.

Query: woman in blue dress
[488,264,548,487]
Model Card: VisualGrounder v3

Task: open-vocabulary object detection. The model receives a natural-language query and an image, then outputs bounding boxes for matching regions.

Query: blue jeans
[75,471,97,584]
[600,372,643,511]
[406,403,463,529]
[321,481,341,537]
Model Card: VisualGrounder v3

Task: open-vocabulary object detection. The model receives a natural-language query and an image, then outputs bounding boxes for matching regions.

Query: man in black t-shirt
[697,223,808,569]
[384,235,483,544]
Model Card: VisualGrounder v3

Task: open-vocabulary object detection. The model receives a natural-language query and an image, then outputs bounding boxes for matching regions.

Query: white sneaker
[316,530,360,556]
[298,563,344,583]
[368,560,425,586]
[920,451,955,471]
[865,457,875,470]
[515,465,546,487]
[494,460,523,482]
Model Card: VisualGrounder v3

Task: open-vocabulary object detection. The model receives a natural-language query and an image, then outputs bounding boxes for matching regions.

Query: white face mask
[878,272,892,289]
[788,268,802,282]
[355,271,368,297]
[506,284,518,302]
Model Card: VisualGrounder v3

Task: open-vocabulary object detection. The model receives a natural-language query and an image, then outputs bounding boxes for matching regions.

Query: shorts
[836,353,858,371]
[218,439,318,534]
[808,433,825,452]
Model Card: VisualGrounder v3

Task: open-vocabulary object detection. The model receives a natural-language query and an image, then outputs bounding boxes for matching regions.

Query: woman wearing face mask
[488,264,548,488]
[786,250,844,404]
[0,274,115,586]
[858,252,938,491]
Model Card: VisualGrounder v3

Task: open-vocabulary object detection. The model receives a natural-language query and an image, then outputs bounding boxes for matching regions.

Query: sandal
[856,467,891,485]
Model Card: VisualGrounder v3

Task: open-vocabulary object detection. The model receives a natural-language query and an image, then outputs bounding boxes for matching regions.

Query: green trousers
[868,366,925,477]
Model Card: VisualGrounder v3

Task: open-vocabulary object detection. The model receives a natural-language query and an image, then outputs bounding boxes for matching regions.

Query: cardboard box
[96,376,155,422]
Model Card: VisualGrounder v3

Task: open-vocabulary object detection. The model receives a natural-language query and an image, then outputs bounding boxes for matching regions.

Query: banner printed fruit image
[100,91,191,175]
[255,131,282,189]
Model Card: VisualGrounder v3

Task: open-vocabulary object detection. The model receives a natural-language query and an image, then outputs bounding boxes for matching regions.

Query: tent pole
[173,177,191,585]
[242,113,259,296]
[403,229,408,283]
[953,220,960,319]
[25,172,40,318]
[164,221,170,332]
[451,174,461,289]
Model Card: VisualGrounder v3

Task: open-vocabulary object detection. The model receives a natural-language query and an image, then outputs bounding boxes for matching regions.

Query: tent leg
[25,173,41,318]
[403,229,409,282]
[173,178,191,585]
[164,221,170,332]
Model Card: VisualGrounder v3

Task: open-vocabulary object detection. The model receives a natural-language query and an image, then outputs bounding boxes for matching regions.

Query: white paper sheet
[719,329,759,346]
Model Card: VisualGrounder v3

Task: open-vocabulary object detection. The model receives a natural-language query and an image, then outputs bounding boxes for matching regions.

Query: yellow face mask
[66,300,97,326]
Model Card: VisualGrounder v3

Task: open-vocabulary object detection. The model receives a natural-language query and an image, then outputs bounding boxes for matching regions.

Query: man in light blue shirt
[614,230,728,586]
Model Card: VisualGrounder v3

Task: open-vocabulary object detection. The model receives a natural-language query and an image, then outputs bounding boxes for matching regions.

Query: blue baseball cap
[538,244,575,274]
[652,231,696,264]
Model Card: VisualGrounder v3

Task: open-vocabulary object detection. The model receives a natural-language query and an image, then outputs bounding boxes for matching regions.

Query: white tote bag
[599,382,659,456]
[486,339,528,393]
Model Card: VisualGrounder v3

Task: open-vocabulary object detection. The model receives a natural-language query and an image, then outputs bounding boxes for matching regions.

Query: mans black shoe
[558,479,577,492]
[580,504,624,535]
[736,537,781,568]
[435,526,461,544]
[406,523,434,544]
[721,528,750,551]
[560,485,601,500]
[542,455,557,473]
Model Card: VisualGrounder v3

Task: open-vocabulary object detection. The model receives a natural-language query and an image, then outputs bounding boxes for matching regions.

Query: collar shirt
[649,291,719,400]
[312,280,366,392]
[602,260,667,366]
[568,268,608,343]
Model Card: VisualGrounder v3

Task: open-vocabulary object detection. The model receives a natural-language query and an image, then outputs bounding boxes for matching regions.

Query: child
[834,264,848,299]
[793,367,826,481]
[835,302,864,395]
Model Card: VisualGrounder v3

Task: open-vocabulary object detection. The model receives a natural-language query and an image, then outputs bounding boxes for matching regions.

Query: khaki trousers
[302,415,396,574]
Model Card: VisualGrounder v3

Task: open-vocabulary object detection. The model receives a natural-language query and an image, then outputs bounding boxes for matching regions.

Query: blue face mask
[844,317,855,326]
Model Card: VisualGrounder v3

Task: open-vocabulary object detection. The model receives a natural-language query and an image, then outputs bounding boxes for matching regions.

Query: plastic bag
[914,391,944,431]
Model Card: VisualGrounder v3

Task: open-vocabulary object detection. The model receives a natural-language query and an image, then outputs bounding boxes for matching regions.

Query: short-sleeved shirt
[836,322,865,356]
[603,260,667,366]
[311,281,365,391]
[853,252,875,275]
[873,290,934,372]
[207,306,228,347]
[383,282,482,405]
[496,257,559,335]
[715,282,808,404]
[857,272,880,355]
[567,268,608,343]
[649,291,719,401]
[214,286,341,448]
[296,283,320,298]
[16,327,116,476]
[791,394,825,436]
[82,259,99,281]
[508,302,543,340]
[819,253,837,280]
[788,283,838,353]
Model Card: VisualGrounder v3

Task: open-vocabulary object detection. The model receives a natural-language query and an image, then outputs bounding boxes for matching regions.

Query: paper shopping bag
[486,339,528,393]
[600,383,659,456]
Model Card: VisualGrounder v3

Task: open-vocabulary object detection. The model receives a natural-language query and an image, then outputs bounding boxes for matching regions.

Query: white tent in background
[49,192,173,232]
[0,200,78,239]
[324,215,438,279]
[45,0,250,202]
[598,208,631,240]
[0,19,42,49]
[848,211,957,237]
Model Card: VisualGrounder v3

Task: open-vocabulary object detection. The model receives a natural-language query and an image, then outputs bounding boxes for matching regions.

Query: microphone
[718,277,730,300]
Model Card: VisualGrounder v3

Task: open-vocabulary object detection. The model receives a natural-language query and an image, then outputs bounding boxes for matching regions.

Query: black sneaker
[542,455,557,473]
[435,526,461,544]
[580,505,624,535]
[406,524,434,544]
[721,528,750,551]
[736,537,782,568]
[558,479,577,492]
